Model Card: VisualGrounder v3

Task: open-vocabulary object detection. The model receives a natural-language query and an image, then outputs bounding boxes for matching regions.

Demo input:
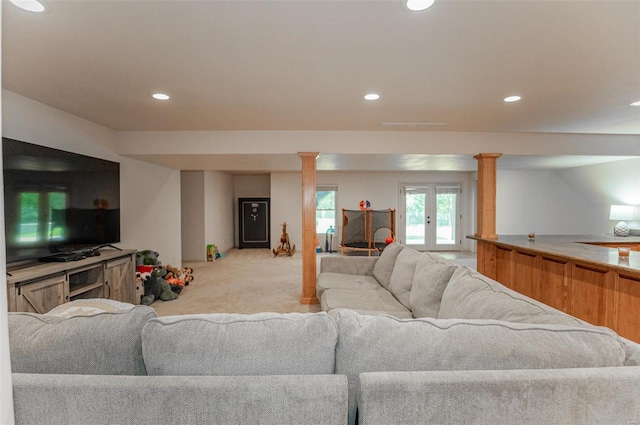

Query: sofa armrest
[13,373,348,425]
[358,368,640,425]
[320,256,377,275]
[622,336,640,366]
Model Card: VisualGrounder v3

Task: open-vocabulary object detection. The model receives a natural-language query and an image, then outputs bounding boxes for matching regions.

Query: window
[316,186,337,233]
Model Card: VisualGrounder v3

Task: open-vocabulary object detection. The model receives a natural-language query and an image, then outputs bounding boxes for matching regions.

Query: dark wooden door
[238,198,270,248]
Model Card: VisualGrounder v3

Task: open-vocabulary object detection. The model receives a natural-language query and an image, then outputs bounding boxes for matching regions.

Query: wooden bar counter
[470,235,640,343]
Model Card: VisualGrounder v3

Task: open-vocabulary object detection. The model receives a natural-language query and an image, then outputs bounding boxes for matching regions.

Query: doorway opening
[399,183,462,251]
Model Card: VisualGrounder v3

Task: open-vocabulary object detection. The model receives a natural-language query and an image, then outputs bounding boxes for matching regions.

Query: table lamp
[609,205,635,237]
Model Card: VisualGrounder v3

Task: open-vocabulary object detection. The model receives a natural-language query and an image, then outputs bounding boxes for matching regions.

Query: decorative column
[474,153,501,277]
[474,153,502,239]
[299,152,319,305]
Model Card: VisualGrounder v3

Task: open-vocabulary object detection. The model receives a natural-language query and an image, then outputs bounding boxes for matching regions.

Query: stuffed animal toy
[164,265,194,286]
[136,250,161,267]
[164,264,180,278]
[168,283,183,295]
[154,267,183,296]
[141,268,178,305]
[178,267,194,285]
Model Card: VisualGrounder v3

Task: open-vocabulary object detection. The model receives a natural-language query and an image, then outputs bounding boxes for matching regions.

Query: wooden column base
[300,296,319,305]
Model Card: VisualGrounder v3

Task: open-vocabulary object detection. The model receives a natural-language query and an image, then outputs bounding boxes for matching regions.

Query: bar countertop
[468,234,640,274]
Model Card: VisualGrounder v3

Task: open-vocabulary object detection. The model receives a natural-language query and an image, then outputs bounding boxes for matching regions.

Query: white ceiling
[2,0,640,172]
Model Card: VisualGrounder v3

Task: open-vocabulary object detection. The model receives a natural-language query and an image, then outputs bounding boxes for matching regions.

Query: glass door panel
[405,191,426,246]
[401,183,461,251]
[435,186,459,248]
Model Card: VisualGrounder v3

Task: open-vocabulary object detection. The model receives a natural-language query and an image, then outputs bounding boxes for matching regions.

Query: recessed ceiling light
[504,95,522,103]
[152,93,170,101]
[364,93,381,101]
[9,0,46,12]
[631,100,640,107]
[405,0,435,12]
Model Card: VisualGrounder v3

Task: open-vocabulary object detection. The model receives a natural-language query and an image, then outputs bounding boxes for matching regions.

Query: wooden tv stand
[6,249,141,313]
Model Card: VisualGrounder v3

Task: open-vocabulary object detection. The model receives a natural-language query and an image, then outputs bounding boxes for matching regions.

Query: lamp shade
[609,205,635,221]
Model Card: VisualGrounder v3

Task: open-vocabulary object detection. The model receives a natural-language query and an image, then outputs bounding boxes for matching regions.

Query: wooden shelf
[6,249,137,313]
[69,281,104,298]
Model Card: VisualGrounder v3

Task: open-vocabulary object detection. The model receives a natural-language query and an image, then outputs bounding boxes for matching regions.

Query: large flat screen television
[3,138,120,265]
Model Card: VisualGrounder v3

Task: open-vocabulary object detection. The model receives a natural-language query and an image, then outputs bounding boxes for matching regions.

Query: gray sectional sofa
[9,299,347,425]
[318,242,640,424]
[7,243,640,425]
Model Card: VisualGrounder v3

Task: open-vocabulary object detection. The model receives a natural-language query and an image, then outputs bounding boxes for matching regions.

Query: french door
[399,183,461,251]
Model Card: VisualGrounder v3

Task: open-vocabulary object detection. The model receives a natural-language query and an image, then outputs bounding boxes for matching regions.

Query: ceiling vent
[379,122,448,129]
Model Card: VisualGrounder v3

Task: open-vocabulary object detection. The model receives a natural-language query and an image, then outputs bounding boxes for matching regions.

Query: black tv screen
[3,138,120,264]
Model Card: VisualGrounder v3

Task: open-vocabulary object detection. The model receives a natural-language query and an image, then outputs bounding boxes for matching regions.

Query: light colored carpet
[150,248,322,317]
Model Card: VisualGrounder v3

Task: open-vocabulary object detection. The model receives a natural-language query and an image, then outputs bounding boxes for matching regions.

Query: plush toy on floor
[140,268,179,305]
[136,250,161,267]
[164,265,194,286]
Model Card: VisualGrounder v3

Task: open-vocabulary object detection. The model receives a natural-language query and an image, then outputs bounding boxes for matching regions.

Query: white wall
[271,163,640,250]
[495,159,640,236]
[270,173,303,251]
[2,90,183,266]
[269,170,475,252]
[0,12,16,422]
[555,158,640,233]
[181,171,235,261]
[181,171,206,262]
[233,174,271,247]
[234,175,271,198]
[204,171,235,255]
[319,171,475,251]
[496,169,599,235]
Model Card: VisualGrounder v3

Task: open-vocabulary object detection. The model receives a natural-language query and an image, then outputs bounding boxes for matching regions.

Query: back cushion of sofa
[142,312,338,376]
[333,309,626,425]
[409,255,457,318]
[372,242,404,289]
[388,248,421,308]
[9,299,156,375]
[439,266,583,326]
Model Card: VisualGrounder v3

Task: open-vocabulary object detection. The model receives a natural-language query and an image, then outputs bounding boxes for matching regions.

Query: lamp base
[614,221,630,237]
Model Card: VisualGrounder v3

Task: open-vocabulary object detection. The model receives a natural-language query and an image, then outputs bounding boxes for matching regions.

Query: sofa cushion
[333,309,626,425]
[320,289,412,319]
[142,312,338,376]
[46,298,137,317]
[372,242,404,289]
[438,266,583,326]
[316,272,381,298]
[319,256,377,275]
[388,248,420,308]
[8,299,155,375]
[409,256,457,318]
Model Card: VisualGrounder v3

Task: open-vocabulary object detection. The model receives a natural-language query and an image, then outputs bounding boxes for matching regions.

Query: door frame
[398,182,462,251]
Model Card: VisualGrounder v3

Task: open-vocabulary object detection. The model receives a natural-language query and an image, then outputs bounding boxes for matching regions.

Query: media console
[6,249,141,313]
